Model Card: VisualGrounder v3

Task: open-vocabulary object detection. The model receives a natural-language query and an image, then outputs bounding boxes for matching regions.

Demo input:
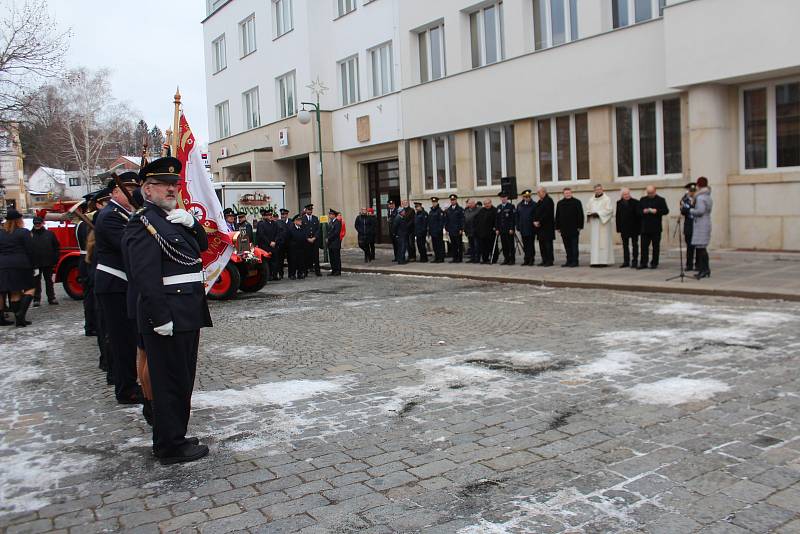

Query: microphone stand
[665,216,686,283]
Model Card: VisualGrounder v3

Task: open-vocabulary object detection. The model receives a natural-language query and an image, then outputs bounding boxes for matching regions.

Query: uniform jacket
[445,204,465,234]
[76,220,90,280]
[327,218,342,250]
[515,200,537,237]
[555,197,584,237]
[0,227,33,270]
[533,195,555,241]
[276,218,291,247]
[464,207,480,236]
[616,198,641,236]
[680,193,694,237]
[639,194,669,234]
[428,205,445,235]
[689,188,713,247]
[255,220,278,250]
[495,202,516,233]
[414,210,428,238]
[29,227,60,267]
[475,206,498,239]
[94,200,132,295]
[287,223,310,251]
[301,214,320,241]
[123,201,212,334]
[391,212,408,240]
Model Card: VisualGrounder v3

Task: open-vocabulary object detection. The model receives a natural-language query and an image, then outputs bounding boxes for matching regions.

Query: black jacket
[0,227,33,270]
[391,212,408,240]
[327,218,342,250]
[428,206,445,235]
[255,219,279,250]
[616,198,641,236]
[29,227,60,267]
[414,210,428,238]
[639,194,669,234]
[287,223,310,251]
[354,214,376,241]
[301,214,320,241]
[445,204,465,234]
[533,195,555,241]
[495,202,516,233]
[94,201,131,295]
[475,206,498,239]
[516,200,537,237]
[555,197,584,237]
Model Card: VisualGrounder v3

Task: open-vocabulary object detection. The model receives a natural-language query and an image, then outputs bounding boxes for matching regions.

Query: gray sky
[50,0,210,146]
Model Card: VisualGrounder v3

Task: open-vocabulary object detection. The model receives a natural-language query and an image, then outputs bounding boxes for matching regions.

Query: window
[418,24,445,83]
[212,34,226,73]
[207,0,227,17]
[470,2,504,68]
[614,97,683,178]
[611,0,662,29]
[276,71,296,119]
[339,55,360,106]
[69,177,80,187]
[0,132,9,150]
[533,0,578,50]
[474,125,515,188]
[536,113,589,182]
[337,0,356,17]
[369,42,394,97]
[242,88,260,130]
[274,0,293,37]
[741,80,800,170]
[215,101,230,139]
[422,134,457,190]
[239,14,256,57]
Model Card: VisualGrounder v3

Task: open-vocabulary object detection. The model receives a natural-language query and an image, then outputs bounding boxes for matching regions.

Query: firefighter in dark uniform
[516,189,537,266]
[327,209,342,275]
[77,191,98,337]
[413,202,428,263]
[88,187,114,383]
[255,209,279,280]
[236,211,254,242]
[496,191,517,265]
[275,208,291,280]
[287,214,308,279]
[301,204,321,276]
[427,197,446,263]
[94,174,142,404]
[123,157,211,465]
[445,194,465,263]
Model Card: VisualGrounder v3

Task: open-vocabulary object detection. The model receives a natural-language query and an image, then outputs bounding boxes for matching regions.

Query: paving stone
[158,511,208,532]
[197,510,267,533]
[408,459,459,479]
[119,508,172,528]
[365,470,418,491]
[721,479,776,503]
[7,519,53,534]
[482,451,540,471]
[767,486,800,513]
[206,503,242,520]
[261,495,330,521]
[731,502,797,533]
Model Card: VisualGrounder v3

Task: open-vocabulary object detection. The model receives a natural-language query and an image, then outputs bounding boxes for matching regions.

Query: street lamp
[299,77,329,263]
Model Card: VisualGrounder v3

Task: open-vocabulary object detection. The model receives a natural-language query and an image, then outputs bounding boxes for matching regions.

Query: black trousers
[621,233,639,266]
[396,235,408,264]
[269,247,283,279]
[33,265,55,302]
[684,232,696,269]
[94,292,112,380]
[500,232,515,263]
[358,240,370,262]
[640,232,662,267]
[479,236,494,263]
[449,234,463,262]
[391,236,399,261]
[407,233,416,260]
[305,243,320,274]
[695,247,710,274]
[288,248,306,278]
[521,235,536,264]
[431,234,445,261]
[83,280,96,334]
[538,238,554,265]
[329,248,341,274]
[415,235,428,262]
[561,233,580,266]
[96,292,138,401]
[144,330,199,457]
[468,236,480,262]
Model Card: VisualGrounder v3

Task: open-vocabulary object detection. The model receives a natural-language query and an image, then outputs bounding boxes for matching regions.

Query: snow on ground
[192,379,344,409]
[220,345,279,360]
[654,302,796,327]
[626,377,730,406]
[574,350,639,377]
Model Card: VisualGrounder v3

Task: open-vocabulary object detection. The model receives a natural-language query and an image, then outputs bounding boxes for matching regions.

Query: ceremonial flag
[175,113,233,292]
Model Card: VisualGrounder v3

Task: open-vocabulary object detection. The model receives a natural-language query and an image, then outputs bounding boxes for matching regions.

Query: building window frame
[533,0,578,50]
[336,0,356,18]
[239,14,257,57]
[535,112,590,184]
[215,100,230,139]
[418,23,446,83]
[473,124,515,189]
[469,1,505,69]
[68,177,80,187]
[338,55,360,106]
[273,0,293,38]
[276,71,296,119]
[611,0,665,29]
[612,96,684,180]
[212,34,227,73]
[422,134,457,192]
[242,87,260,130]
[368,41,394,98]
[739,77,800,173]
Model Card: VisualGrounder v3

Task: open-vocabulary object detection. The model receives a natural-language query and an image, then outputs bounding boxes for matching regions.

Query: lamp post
[298,77,329,263]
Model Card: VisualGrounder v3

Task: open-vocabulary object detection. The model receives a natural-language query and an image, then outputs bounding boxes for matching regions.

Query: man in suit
[386,200,399,261]
[555,187,584,267]
[327,209,343,275]
[616,188,641,268]
[413,202,428,263]
[287,215,309,279]
[516,189,537,266]
[301,204,321,276]
[495,192,516,265]
[255,209,280,279]
[533,187,555,266]
[638,185,670,269]
[427,197,446,263]
[445,194,465,263]
[274,208,291,280]
[123,157,211,465]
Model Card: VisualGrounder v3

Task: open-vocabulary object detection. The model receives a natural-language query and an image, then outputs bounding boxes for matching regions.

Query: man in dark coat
[464,199,480,263]
[680,182,697,271]
[413,202,429,262]
[445,194,465,263]
[301,204,321,276]
[428,197,446,263]
[123,157,211,465]
[495,192,516,265]
[615,188,641,268]
[386,200,399,261]
[533,187,555,266]
[29,216,60,306]
[391,208,409,265]
[286,215,308,279]
[475,199,498,264]
[401,200,416,261]
[555,187,584,267]
[516,190,537,266]
[255,209,280,279]
[274,208,291,279]
[638,185,670,269]
[326,209,343,275]
[76,192,97,335]
[354,208,372,263]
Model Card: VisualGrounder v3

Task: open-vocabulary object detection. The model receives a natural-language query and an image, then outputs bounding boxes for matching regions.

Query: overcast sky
[50,0,210,146]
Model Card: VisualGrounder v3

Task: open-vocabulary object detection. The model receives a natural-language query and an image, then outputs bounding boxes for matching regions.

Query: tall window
[470,2,504,68]
[422,135,457,191]
[339,55,360,106]
[418,24,445,83]
[215,101,230,139]
[369,42,394,97]
[536,112,589,182]
[239,14,256,57]
[337,0,356,17]
[274,0,293,37]
[474,125,515,188]
[242,88,260,130]
[207,0,227,17]
[742,81,800,170]
[614,97,683,178]
[212,34,226,73]
[276,71,296,119]
[612,0,662,29]
[533,0,578,50]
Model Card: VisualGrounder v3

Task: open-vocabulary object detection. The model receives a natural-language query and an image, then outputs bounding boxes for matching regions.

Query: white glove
[167,209,195,228]
[153,321,174,336]
[33,269,40,277]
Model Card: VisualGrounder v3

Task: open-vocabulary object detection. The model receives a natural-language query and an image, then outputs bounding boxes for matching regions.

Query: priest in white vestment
[586,184,615,266]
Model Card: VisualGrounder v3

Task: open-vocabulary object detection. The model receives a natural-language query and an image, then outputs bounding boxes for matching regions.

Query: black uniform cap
[83,191,99,201]
[223,208,235,216]
[305,204,314,210]
[279,208,289,214]
[259,209,269,215]
[498,191,509,197]
[6,209,22,220]
[413,201,422,206]
[94,186,112,201]
[685,182,697,191]
[521,189,533,196]
[139,156,182,183]
[329,208,339,216]
[118,171,140,185]
[430,197,439,202]
[237,211,247,217]
[292,214,302,221]
[449,194,458,200]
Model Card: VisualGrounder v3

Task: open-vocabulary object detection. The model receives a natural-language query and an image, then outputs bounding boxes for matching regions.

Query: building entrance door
[366,159,400,244]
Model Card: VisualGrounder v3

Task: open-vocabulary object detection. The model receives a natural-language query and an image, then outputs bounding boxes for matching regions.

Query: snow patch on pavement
[220,345,279,360]
[575,351,639,376]
[626,377,729,406]
[193,379,344,409]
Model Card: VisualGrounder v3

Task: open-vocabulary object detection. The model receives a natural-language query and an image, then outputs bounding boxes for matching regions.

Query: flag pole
[172,87,181,155]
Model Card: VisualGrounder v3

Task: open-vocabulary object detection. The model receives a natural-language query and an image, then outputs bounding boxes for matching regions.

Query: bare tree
[0,0,70,120]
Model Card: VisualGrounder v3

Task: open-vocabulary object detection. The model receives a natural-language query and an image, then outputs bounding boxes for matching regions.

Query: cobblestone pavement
[2,274,800,533]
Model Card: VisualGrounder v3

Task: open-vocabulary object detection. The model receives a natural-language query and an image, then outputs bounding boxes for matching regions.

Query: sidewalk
[340,246,800,301]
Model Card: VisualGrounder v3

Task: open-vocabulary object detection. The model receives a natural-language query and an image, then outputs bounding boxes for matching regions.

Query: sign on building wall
[278,128,289,147]
[357,115,370,143]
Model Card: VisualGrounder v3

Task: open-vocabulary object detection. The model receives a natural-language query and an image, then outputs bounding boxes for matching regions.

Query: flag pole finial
[172,88,182,154]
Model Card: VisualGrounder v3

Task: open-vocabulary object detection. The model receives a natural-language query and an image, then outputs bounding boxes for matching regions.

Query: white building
[203,0,800,250]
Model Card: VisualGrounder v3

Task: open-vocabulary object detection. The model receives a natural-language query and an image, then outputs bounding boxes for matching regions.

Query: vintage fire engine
[32,202,85,300]
[207,229,271,300]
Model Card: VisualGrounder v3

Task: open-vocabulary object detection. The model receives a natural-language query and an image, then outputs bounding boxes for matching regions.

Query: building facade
[203,0,800,250]
[0,123,27,216]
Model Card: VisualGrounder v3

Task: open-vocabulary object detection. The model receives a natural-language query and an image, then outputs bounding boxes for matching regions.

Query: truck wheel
[239,261,268,293]
[208,262,241,300]
[60,258,84,300]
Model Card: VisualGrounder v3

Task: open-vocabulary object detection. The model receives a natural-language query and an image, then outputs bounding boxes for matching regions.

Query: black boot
[142,399,154,426]
[0,311,12,326]
[14,295,33,328]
